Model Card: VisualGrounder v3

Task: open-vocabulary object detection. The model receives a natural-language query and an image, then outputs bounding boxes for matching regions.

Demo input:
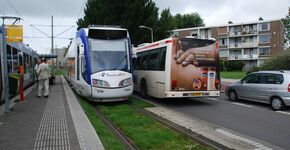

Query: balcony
[229,43,242,49]
[242,42,258,48]
[228,31,242,37]
[242,54,258,60]
[228,55,243,60]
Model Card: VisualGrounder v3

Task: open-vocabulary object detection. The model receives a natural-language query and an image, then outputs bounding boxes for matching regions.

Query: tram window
[7,45,12,73]
[18,51,23,66]
[12,47,18,72]
[81,57,88,82]
[25,54,29,73]
[77,46,80,80]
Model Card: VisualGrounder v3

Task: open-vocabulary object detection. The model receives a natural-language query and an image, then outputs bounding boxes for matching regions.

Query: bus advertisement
[133,37,220,98]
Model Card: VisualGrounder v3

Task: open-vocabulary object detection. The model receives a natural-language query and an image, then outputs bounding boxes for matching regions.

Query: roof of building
[172,18,283,32]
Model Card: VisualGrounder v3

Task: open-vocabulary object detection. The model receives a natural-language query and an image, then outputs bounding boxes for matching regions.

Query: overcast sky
[0,0,289,54]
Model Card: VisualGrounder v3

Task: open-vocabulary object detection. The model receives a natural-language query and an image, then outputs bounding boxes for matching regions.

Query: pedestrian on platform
[37,58,50,98]
[35,59,41,87]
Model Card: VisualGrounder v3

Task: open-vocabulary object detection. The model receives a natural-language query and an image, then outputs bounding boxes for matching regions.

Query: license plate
[192,93,202,96]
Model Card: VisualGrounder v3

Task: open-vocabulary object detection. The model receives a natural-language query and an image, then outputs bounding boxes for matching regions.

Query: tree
[77,0,204,45]
[155,8,175,41]
[77,0,159,45]
[261,48,290,70]
[173,13,204,29]
[225,61,245,71]
[282,8,290,47]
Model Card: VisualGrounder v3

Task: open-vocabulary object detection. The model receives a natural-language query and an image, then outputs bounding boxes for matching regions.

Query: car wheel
[270,97,285,111]
[228,90,238,101]
[141,80,147,98]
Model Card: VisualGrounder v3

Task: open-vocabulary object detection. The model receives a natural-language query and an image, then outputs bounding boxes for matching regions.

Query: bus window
[160,47,166,71]
[136,53,142,70]
[140,52,149,70]
[148,50,159,70]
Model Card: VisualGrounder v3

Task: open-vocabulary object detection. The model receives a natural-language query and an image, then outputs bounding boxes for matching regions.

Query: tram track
[87,96,230,150]
[127,99,231,150]
[90,103,138,150]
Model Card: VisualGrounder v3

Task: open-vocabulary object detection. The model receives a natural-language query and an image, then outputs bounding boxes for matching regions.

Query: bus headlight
[92,79,110,87]
[119,78,132,87]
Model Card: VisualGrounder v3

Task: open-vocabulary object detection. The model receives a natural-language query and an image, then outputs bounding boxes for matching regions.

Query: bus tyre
[141,81,147,98]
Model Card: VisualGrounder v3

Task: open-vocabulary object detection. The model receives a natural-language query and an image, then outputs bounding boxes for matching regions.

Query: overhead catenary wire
[4,0,47,50]
[4,0,77,53]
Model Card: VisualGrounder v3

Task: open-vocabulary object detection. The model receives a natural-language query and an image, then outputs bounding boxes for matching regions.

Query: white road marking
[232,102,253,108]
[276,111,290,116]
[216,129,272,150]
[206,98,220,101]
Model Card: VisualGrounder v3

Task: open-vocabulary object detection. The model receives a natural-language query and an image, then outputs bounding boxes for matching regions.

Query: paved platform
[0,76,104,150]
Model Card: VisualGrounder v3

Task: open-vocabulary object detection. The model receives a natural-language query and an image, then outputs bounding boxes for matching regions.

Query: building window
[260,23,270,31]
[218,27,227,34]
[259,34,270,43]
[219,49,228,57]
[218,38,227,46]
[259,47,270,56]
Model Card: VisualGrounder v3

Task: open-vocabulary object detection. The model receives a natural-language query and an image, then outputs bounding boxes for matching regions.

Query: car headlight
[92,79,110,87]
[119,78,132,87]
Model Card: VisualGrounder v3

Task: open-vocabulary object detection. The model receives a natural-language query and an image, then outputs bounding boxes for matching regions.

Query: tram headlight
[119,78,132,87]
[92,79,110,88]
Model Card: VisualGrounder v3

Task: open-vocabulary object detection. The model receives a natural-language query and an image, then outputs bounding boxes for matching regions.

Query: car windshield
[89,38,129,73]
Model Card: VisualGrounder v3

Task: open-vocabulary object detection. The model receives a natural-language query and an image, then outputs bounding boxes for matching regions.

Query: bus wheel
[141,81,147,98]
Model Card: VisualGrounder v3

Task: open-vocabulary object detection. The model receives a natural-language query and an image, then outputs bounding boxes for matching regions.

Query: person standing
[35,59,41,87]
[37,58,50,98]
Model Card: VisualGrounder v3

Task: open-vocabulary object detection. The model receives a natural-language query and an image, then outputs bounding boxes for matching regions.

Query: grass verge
[55,69,64,76]
[221,71,246,79]
[98,97,213,150]
[78,96,125,150]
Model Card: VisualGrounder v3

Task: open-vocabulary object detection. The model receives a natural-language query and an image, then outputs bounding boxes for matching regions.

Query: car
[225,70,290,110]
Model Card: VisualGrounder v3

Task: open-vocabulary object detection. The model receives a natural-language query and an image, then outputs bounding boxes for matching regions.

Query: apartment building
[172,19,285,71]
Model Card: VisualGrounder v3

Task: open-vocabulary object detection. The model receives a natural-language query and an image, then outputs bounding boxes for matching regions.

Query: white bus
[133,37,220,98]
[64,25,133,102]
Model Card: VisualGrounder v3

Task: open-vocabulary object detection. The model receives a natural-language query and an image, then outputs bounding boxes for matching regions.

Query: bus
[64,25,133,102]
[133,37,220,98]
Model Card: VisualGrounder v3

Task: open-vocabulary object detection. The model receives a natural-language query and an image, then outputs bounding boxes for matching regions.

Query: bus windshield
[89,38,129,73]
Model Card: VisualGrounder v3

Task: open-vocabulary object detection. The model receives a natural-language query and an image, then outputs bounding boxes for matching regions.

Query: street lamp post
[139,25,153,43]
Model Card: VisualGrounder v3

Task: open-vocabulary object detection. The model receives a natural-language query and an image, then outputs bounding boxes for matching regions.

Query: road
[141,94,290,149]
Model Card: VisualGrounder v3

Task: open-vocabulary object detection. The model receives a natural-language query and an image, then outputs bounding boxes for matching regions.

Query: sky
[0,0,289,54]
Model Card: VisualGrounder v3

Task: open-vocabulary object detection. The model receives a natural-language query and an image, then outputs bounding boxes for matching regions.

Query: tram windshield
[89,38,129,73]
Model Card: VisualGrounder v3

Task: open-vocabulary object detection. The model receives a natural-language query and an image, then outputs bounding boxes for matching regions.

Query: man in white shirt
[37,58,50,98]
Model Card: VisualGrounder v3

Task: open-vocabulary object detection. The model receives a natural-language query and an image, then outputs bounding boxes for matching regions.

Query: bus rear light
[172,80,177,89]
[288,84,290,92]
